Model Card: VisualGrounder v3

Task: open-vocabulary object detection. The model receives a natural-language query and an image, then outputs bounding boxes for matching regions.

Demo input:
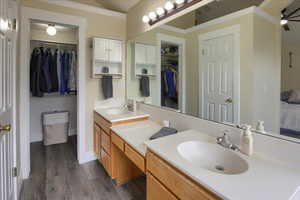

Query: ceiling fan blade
[287,8,300,18]
[289,20,300,22]
[283,24,290,31]
[288,14,300,19]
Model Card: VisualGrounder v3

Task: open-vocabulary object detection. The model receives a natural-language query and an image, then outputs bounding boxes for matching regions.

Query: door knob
[225,98,233,103]
[0,124,11,132]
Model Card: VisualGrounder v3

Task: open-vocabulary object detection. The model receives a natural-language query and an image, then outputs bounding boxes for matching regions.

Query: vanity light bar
[143,0,203,26]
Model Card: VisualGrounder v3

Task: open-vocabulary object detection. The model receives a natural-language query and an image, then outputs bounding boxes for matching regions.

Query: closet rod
[30,40,77,47]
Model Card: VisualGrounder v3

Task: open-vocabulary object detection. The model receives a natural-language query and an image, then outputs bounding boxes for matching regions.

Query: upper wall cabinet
[93,37,123,78]
[135,43,156,65]
[132,43,157,77]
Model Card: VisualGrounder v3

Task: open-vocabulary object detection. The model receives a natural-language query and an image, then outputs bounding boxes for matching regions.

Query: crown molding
[40,0,126,19]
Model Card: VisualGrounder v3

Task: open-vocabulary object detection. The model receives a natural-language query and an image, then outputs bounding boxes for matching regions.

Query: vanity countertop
[111,120,162,156]
[94,107,150,123]
[145,130,300,200]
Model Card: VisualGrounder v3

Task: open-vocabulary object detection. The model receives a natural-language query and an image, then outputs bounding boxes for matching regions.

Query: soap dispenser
[256,120,266,133]
[240,125,253,156]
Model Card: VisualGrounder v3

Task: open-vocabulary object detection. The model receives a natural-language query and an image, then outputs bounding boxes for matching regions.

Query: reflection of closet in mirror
[161,42,179,110]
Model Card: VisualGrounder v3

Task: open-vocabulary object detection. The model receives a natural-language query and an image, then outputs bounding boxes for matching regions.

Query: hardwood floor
[20,136,146,200]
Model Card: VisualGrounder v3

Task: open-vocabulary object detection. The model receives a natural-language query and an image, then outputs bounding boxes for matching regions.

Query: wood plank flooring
[20,136,146,200]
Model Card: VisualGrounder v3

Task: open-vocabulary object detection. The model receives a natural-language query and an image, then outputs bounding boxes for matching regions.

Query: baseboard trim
[78,151,96,164]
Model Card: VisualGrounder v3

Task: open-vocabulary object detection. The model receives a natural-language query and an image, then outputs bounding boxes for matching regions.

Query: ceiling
[96,0,141,13]
[69,0,141,13]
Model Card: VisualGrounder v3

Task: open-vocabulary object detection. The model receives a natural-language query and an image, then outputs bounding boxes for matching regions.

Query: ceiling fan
[281,7,300,31]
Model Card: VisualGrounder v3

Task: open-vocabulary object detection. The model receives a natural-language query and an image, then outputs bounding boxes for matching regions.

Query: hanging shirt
[164,68,176,98]
[30,48,44,97]
[49,49,58,92]
[60,52,66,95]
[42,48,52,93]
[56,49,61,93]
[69,51,77,91]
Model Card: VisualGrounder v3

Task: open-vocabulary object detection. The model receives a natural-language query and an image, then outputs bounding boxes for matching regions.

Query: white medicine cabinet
[92,37,123,78]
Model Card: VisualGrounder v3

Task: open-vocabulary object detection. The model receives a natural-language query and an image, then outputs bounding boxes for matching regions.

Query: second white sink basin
[105,108,131,115]
[177,141,248,175]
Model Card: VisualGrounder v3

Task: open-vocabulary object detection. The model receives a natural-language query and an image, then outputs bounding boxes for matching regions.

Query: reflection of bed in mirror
[280,90,300,139]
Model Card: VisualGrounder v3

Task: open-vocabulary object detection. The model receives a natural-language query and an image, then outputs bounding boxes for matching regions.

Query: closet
[161,42,179,110]
[29,21,78,143]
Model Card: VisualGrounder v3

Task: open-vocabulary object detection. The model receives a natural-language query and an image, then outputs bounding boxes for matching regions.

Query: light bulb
[0,18,8,31]
[281,19,288,25]
[148,12,157,20]
[175,0,185,4]
[142,15,150,23]
[156,7,165,16]
[46,24,56,36]
[165,1,174,11]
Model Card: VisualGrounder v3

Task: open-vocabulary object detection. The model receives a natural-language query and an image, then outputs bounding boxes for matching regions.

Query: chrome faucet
[216,131,240,151]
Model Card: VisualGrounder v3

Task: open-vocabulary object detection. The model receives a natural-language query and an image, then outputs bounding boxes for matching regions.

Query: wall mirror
[126,0,300,142]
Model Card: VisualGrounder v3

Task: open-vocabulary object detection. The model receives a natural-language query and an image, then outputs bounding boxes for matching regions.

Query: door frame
[19,7,87,179]
[198,25,240,124]
[156,33,186,113]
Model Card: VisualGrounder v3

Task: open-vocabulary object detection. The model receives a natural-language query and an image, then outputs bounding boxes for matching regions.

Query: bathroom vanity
[93,107,149,176]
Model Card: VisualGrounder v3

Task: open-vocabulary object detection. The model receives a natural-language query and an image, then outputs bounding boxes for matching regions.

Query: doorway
[156,33,186,113]
[199,25,240,124]
[19,7,87,179]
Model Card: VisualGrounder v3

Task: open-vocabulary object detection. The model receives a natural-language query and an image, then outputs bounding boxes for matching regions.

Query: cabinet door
[108,40,122,63]
[94,38,108,61]
[101,129,111,155]
[100,148,111,176]
[147,173,178,200]
[135,44,147,64]
[146,45,156,65]
[94,124,101,159]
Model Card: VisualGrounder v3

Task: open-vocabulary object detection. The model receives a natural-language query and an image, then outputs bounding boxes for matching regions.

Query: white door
[202,34,235,123]
[0,0,15,198]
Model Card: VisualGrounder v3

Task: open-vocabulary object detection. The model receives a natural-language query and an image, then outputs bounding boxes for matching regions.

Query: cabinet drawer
[124,144,145,172]
[147,172,178,200]
[94,112,111,133]
[147,151,221,200]
[111,132,125,152]
[101,130,111,155]
[100,148,111,176]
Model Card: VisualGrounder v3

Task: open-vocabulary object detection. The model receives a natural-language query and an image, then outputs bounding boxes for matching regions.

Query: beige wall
[20,0,126,152]
[252,14,281,132]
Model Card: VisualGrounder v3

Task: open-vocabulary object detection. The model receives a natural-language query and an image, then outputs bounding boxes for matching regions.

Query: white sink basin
[177,141,248,175]
[105,108,131,115]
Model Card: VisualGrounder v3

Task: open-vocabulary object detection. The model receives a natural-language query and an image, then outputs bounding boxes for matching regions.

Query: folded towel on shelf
[150,127,178,140]
[140,75,150,97]
[101,75,113,99]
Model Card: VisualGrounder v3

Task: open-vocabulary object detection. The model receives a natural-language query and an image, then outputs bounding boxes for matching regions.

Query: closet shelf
[94,59,122,65]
